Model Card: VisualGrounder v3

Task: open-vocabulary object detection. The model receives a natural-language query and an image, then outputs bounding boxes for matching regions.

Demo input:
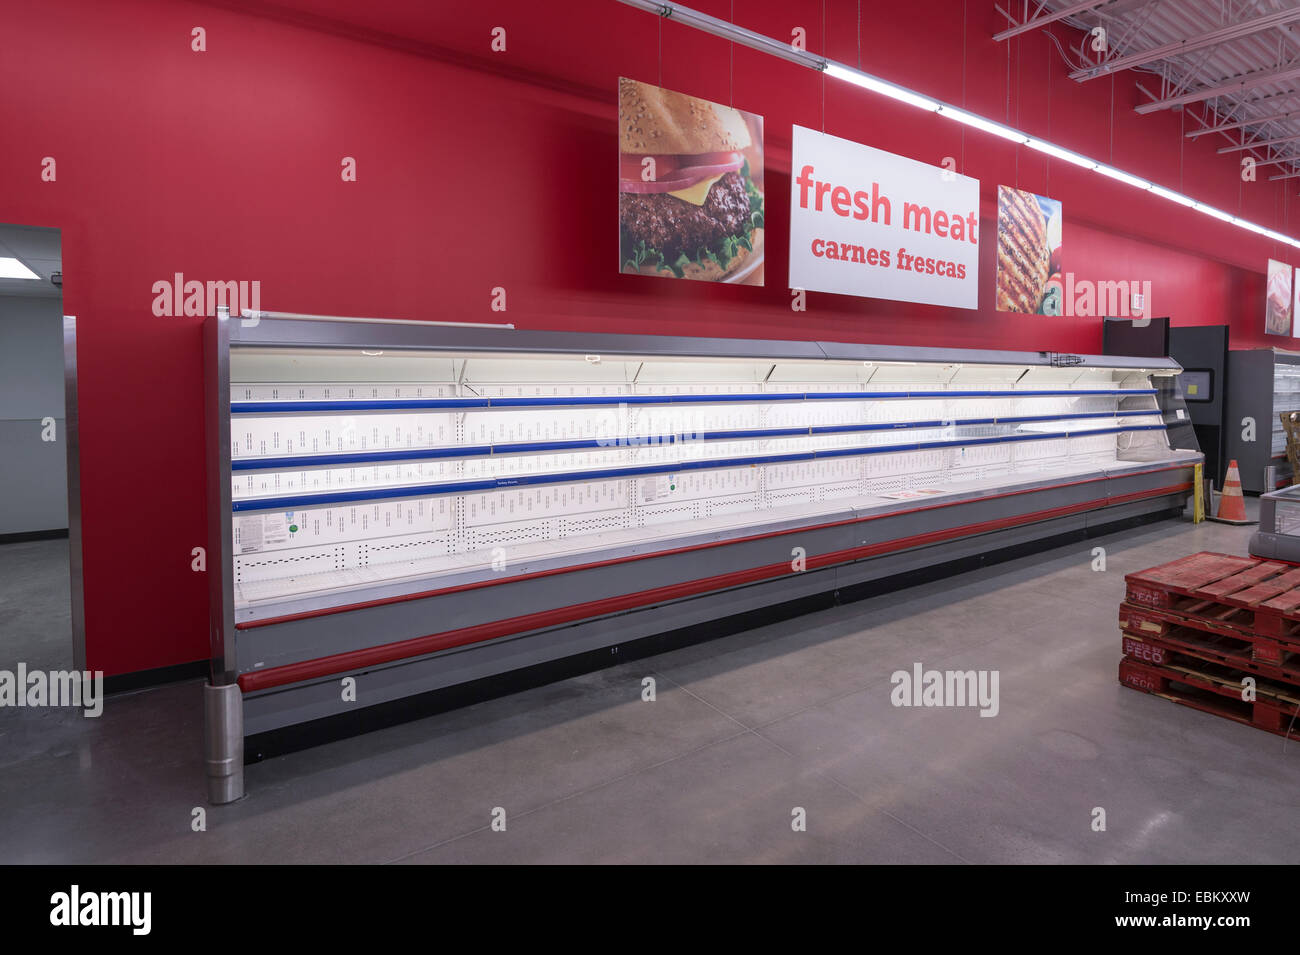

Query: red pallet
[1119,603,1293,666]
[1121,628,1300,687]
[1124,552,1300,642]
[1118,656,1300,742]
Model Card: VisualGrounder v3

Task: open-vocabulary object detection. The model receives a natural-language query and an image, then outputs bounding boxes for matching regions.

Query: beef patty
[620,171,751,260]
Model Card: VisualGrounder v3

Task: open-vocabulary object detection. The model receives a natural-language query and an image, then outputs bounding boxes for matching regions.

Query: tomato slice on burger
[619,151,744,193]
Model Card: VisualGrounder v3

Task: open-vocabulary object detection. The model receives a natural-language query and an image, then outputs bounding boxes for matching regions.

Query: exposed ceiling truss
[994,0,1300,193]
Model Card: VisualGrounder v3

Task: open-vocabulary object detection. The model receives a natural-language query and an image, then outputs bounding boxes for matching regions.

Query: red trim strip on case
[236,478,1190,692]
[237,464,1190,630]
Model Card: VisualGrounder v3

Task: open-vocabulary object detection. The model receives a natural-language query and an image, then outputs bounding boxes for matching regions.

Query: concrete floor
[0,537,71,673]
[5,504,1300,864]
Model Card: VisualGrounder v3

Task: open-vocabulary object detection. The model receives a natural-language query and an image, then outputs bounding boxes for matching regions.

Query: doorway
[0,223,75,672]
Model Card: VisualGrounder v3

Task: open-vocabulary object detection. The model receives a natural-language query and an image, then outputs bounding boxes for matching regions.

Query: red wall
[1,0,1295,675]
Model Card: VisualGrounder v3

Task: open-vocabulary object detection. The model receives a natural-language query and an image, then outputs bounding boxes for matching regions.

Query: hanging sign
[618,77,765,285]
[1267,258,1292,335]
[788,124,980,308]
[995,186,1063,314]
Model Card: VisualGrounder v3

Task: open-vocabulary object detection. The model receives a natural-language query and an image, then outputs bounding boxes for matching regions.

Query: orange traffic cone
[1210,459,1254,525]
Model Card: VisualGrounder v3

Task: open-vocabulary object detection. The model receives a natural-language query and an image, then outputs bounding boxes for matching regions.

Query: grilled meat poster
[996,186,1063,314]
[619,78,764,285]
[1266,258,1292,335]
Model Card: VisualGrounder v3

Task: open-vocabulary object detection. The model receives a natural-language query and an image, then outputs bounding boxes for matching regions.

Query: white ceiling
[1002,0,1300,189]
[0,224,61,299]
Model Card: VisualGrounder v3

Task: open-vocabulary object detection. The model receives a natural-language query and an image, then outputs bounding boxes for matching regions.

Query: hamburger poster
[618,78,765,285]
[996,186,1064,314]
[1265,258,1292,335]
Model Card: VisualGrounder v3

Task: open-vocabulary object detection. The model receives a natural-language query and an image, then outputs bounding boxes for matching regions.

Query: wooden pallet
[1118,656,1300,742]
[1124,552,1300,642]
[1118,602,1297,666]
[1121,627,1300,686]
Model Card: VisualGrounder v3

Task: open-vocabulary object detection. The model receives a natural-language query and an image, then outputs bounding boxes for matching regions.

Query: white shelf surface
[226,350,1184,622]
[233,449,1195,620]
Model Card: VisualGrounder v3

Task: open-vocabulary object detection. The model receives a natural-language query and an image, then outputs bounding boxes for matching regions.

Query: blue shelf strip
[231,409,1166,472]
[230,388,1158,415]
[231,423,1168,513]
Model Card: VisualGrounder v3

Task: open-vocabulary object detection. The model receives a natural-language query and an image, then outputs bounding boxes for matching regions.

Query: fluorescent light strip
[1148,184,1196,208]
[1193,203,1235,223]
[824,60,1296,245]
[1094,164,1151,190]
[1024,138,1097,169]
[823,63,939,112]
[825,58,1296,242]
[936,106,1028,144]
[0,257,39,280]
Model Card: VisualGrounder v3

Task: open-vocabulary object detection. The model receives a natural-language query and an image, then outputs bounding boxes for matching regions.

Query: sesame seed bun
[619,77,752,155]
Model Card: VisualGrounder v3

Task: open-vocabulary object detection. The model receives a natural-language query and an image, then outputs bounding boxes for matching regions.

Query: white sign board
[788,125,980,309]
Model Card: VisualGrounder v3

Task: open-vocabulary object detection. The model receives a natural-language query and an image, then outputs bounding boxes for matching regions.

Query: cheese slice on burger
[668,174,725,206]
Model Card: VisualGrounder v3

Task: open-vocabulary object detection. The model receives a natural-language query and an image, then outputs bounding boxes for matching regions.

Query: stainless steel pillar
[205,682,244,804]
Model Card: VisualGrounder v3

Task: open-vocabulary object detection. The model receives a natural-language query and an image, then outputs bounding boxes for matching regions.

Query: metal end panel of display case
[205,312,1197,798]
[62,315,87,671]
[204,308,242,803]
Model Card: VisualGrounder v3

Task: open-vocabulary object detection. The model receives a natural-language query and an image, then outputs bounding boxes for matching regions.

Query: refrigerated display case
[1225,348,1300,493]
[1249,484,1300,561]
[203,309,1200,800]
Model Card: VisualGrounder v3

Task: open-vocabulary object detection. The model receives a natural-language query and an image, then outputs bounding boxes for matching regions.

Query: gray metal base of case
[240,467,1191,737]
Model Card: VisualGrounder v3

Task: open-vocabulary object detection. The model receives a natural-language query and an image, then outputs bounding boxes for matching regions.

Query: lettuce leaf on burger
[619,78,764,281]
